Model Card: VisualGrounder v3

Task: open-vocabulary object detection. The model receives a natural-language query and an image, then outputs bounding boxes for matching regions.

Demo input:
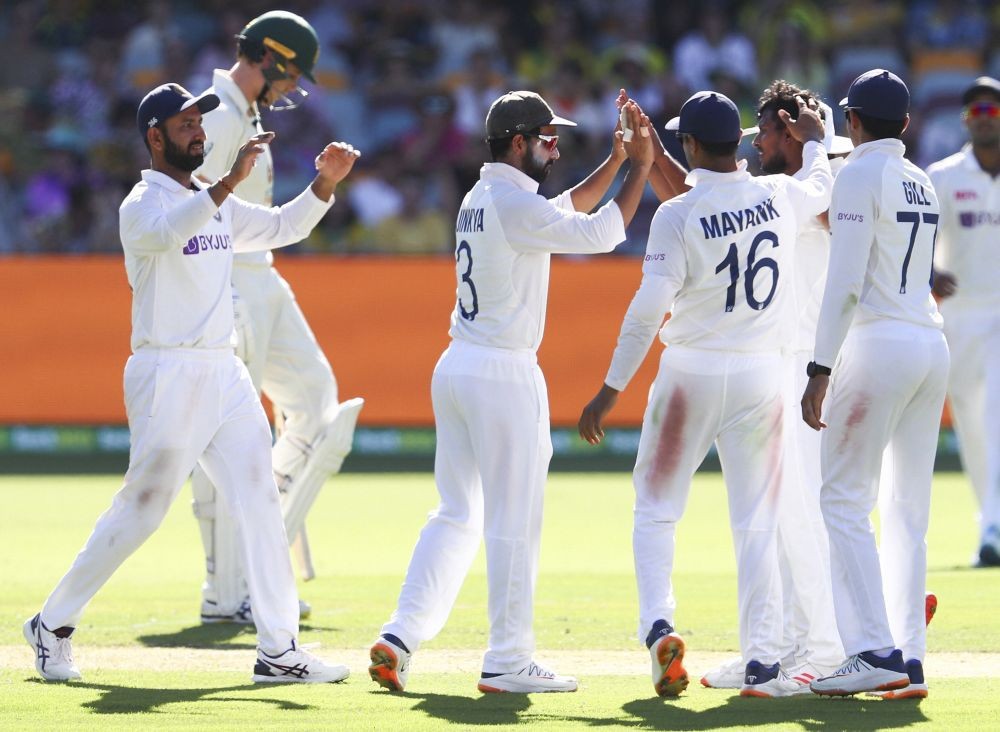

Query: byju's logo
[182,234,232,255]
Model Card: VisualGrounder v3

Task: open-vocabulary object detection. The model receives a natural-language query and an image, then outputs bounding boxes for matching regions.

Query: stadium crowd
[1,0,998,255]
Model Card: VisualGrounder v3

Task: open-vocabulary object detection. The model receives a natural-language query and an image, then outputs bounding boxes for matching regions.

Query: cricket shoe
[645,619,689,697]
[477,662,578,693]
[699,655,745,689]
[739,660,800,698]
[786,661,839,695]
[369,634,411,692]
[925,592,937,627]
[868,658,928,700]
[252,642,349,683]
[978,525,1000,567]
[23,614,81,681]
[809,650,909,696]
[200,597,312,625]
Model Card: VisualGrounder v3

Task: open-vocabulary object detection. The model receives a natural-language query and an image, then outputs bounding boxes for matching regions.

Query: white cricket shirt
[448,162,627,352]
[790,164,832,352]
[813,139,943,368]
[605,141,832,391]
[119,170,333,352]
[926,144,1000,309]
[196,69,274,266]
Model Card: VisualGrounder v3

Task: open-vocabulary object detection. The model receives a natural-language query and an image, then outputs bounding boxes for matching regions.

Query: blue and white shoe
[23,613,81,681]
[978,525,1000,567]
[253,641,349,684]
[739,660,799,698]
[810,650,909,696]
[201,597,311,625]
[869,658,929,699]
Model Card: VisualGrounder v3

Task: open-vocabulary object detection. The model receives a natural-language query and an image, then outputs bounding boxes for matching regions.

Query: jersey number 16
[715,230,780,312]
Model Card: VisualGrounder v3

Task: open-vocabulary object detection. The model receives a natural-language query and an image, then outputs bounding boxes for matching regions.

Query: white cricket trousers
[633,346,785,665]
[820,321,949,661]
[939,299,1000,543]
[776,352,843,668]
[41,348,299,653]
[381,340,552,673]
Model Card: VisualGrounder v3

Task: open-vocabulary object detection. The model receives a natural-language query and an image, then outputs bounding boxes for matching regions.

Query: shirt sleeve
[195,104,239,183]
[228,185,335,253]
[784,141,833,221]
[926,166,952,272]
[119,185,220,255]
[498,190,627,254]
[604,204,686,390]
[812,162,876,367]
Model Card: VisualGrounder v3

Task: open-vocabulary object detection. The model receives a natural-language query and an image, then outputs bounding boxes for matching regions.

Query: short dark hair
[850,109,906,140]
[488,135,515,161]
[757,80,822,129]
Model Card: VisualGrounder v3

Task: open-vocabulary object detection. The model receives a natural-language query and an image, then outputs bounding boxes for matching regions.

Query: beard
[522,146,554,183]
[759,149,788,175]
[164,134,205,172]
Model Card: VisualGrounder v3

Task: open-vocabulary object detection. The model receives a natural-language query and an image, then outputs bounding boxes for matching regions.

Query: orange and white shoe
[369,635,411,692]
[869,659,928,700]
[646,620,689,697]
[925,593,937,627]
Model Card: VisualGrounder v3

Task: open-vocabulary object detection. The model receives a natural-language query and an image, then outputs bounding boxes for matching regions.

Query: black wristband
[806,361,832,378]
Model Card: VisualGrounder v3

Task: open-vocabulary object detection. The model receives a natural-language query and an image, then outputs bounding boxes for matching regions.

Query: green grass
[1,472,997,729]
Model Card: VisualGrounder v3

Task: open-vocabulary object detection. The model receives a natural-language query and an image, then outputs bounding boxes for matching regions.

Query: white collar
[480,162,541,193]
[684,158,749,187]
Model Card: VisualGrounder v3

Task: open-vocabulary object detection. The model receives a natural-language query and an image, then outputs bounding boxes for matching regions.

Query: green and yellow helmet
[237,10,319,83]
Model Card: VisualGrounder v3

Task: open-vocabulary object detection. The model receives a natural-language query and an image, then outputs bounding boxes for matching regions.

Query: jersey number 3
[457,240,479,321]
[715,230,780,312]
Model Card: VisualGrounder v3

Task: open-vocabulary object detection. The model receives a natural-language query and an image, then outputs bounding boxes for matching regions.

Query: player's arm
[926,167,957,298]
[120,182,226,255]
[802,167,876,430]
[579,207,684,444]
[563,104,628,213]
[614,89,688,202]
[781,97,832,219]
[228,141,360,252]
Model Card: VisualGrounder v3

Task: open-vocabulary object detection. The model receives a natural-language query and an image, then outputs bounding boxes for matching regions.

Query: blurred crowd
[1,0,999,255]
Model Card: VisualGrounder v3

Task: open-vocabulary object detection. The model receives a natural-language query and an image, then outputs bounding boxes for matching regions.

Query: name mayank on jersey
[699,196,781,240]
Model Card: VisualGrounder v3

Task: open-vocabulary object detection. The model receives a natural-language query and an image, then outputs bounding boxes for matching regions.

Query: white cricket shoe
[477,662,578,693]
[786,661,839,694]
[740,660,800,698]
[369,635,411,691]
[252,643,349,684]
[699,655,745,689]
[810,650,909,696]
[23,614,81,681]
[201,597,311,625]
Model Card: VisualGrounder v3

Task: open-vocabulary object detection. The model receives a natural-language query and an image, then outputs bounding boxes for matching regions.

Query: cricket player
[579,90,833,698]
[23,83,358,683]
[700,82,846,691]
[368,92,654,694]
[191,10,364,625]
[926,76,1000,567]
[803,69,949,698]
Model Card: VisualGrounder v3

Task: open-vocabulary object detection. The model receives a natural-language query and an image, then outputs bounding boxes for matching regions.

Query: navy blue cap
[676,91,742,144]
[840,69,909,121]
[136,83,220,138]
[962,76,1000,105]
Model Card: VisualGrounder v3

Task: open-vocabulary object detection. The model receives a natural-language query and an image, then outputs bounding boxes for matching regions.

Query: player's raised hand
[781,95,825,145]
[229,131,276,184]
[578,384,621,445]
[621,102,654,168]
[801,374,829,431]
[315,142,361,184]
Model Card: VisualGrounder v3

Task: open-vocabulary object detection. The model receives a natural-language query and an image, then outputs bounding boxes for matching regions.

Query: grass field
[1,471,997,730]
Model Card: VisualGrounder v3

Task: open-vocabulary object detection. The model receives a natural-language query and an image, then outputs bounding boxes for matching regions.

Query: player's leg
[978,312,1000,561]
[378,354,484,655]
[191,469,246,622]
[259,272,362,541]
[39,353,215,632]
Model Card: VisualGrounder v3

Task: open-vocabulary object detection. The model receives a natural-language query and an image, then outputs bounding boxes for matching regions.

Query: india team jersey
[604,142,832,390]
[119,171,332,352]
[926,145,1000,308]
[196,69,275,266]
[813,139,943,367]
[447,163,627,352]
[790,165,833,352]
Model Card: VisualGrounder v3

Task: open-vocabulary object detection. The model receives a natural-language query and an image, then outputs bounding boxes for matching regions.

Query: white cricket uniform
[775,166,844,670]
[926,145,1000,545]
[39,170,333,653]
[381,162,627,673]
[605,142,832,664]
[192,70,344,615]
[814,138,949,662]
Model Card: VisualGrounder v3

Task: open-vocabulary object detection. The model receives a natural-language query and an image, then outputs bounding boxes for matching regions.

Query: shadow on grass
[25,678,314,715]
[567,694,929,730]
[136,622,336,650]
[391,690,531,725]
